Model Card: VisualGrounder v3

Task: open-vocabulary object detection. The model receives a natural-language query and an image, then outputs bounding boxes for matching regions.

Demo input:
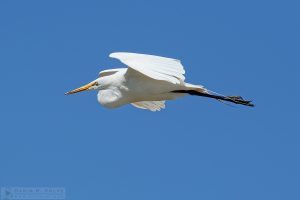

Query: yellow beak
[65,81,97,95]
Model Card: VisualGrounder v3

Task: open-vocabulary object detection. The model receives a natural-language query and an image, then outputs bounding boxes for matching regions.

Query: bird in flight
[65,52,254,111]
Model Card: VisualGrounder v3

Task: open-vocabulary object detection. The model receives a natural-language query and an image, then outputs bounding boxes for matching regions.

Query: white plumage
[109,52,185,84]
[131,101,166,112]
[65,52,254,111]
[98,52,204,111]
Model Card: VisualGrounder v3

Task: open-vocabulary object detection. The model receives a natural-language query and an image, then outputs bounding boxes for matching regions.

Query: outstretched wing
[131,101,166,112]
[109,52,185,84]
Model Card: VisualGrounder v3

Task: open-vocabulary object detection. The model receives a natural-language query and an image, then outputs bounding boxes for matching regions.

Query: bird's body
[66,52,253,111]
[96,67,200,109]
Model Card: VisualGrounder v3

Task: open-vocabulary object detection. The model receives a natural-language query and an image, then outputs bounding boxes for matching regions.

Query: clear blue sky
[0,1,299,199]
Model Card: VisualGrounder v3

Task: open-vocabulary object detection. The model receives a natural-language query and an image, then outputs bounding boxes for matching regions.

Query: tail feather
[172,90,254,107]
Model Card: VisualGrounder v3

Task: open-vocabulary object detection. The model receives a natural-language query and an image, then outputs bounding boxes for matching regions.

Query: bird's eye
[94,82,99,86]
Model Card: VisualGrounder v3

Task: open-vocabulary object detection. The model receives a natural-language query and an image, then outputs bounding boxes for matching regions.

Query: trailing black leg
[172,90,254,107]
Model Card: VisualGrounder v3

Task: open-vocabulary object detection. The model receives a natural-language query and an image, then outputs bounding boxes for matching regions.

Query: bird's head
[65,78,101,95]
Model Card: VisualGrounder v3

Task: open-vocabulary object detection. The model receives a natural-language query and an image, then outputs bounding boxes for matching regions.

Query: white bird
[65,52,253,111]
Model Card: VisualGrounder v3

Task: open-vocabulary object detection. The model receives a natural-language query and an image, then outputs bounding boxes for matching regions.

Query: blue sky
[0,0,299,199]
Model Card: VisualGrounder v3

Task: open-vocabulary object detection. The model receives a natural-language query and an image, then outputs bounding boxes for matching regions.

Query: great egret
[65,52,253,111]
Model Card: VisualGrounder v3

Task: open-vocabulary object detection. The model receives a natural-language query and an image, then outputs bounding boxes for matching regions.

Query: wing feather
[131,101,166,111]
[109,52,185,84]
[98,68,126,77]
